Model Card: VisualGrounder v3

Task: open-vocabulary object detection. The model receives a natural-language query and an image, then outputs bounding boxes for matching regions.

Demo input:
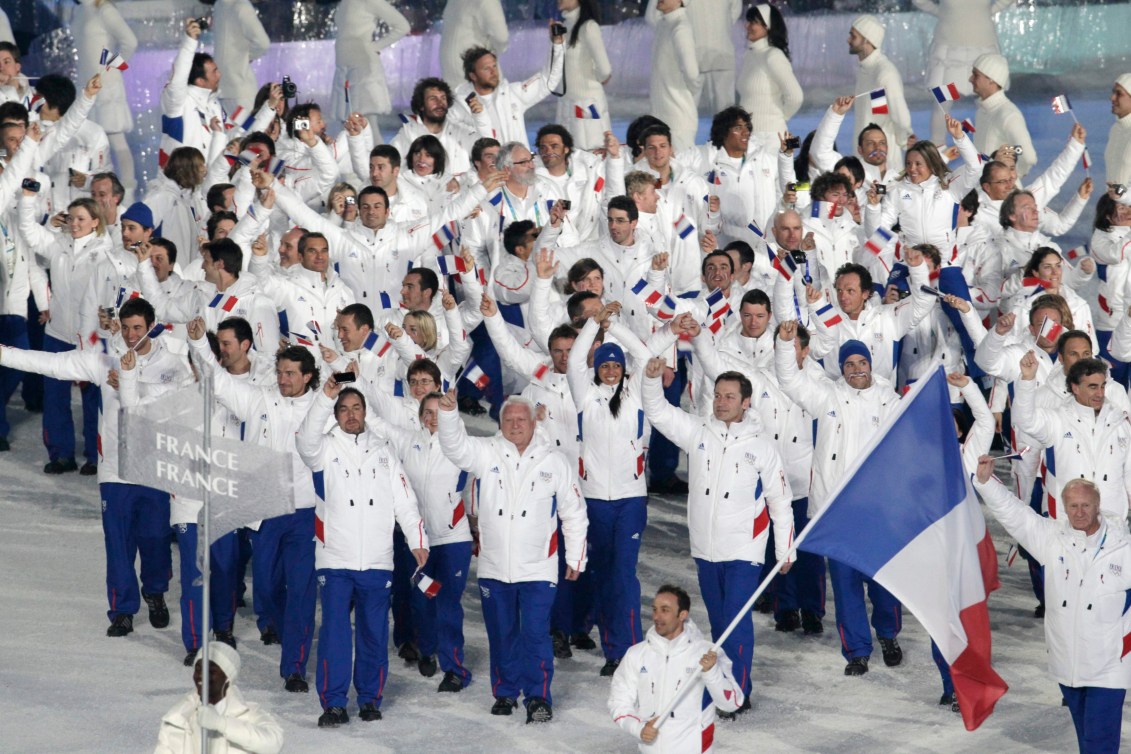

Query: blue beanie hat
[838,340,872,371]
[593,342,626,374]
[120,201,155,230]
[886,263,911,294]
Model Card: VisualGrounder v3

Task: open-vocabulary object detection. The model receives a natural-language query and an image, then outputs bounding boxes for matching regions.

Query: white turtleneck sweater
[736,37,803,137]
[853,49,913,156]
[1106,113,1131,186]
[974,89,1037,178]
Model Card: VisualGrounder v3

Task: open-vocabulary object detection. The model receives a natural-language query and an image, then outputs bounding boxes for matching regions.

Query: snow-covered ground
[0,395,1122,754]
[0,68,1124,752]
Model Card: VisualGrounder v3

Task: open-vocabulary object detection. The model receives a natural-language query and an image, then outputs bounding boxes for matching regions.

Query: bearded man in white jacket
[608,585,744,753]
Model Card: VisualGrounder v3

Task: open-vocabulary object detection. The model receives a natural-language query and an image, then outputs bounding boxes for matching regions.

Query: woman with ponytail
[736,4,803,152]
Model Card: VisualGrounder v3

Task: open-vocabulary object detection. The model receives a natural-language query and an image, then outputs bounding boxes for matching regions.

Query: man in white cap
[155,643,284,753]
[970,53,1037,178]
[1105,74,1131,186]
[847,15,913,166]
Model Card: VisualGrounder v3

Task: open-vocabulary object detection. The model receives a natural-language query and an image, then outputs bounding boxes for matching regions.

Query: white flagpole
[200,373,214,754]
[653,364,945,729]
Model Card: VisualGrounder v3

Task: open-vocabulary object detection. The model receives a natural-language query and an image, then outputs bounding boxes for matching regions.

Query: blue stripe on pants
[586,497,646,661]
[174,522,239,652]
[256,509,316,679]
[316,568,393,710]
[694,558,761,697]
[0,314,29,438]
[100,482,171,620]
[479,579,556,704]
[411,541,473,684]
[1059,685,1126,754]
[827,558,902,660]
[42,333,100,463]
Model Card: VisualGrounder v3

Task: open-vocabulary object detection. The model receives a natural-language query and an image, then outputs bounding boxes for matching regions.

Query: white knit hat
[195,642,241,683]
[852,15,885,49]
[1117,73,1131,96]
[973,53,1010,91]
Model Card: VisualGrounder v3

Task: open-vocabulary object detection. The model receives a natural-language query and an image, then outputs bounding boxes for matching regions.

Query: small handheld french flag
[208,293,240,312]
[224,108,255,132]
[573,104,600,119]
[863,227,894,257]
[1051,95,1072,115]
[531,363,550,382]
[294,334,315,347]
[432,223,459,252]
[1064,244,1088,262]
[1082,148,1092,171]
[815,303,843,328]
[811,201,837,220]
[116,287,141,308]
[412,569,441,598]
[673,214,696,240]
[705,288,730,319]
[773,252,798,281]
[869,88,888,115]
[436,254,468,276]
[747,219,764,238]
[961,119,976,135]
[462,360,490,389]
[267,156,286,177]
[631,278,663,308]
[361,330,392,357]
[305,321,322,341]
[1039,315,1064,343]
[343,79,351,110]
[147,323,172,339]
[930,83,961,104]
[100,48,128,72]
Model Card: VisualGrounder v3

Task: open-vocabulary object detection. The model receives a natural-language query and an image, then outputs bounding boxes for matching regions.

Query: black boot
[143,592,170,629]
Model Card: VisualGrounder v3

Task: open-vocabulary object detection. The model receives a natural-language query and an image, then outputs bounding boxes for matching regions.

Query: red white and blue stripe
[673,213,696,240]
[100,48,129,72]
[931,82,962,103]
[868,88,888,115]
[573,104,600,119]
[208,293,240,312]
[863,227,894,257]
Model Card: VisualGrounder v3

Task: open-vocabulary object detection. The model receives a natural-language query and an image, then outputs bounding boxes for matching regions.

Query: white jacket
[863,133,982,249]
[643,373,794,564]
[450,44,564,147]
[213,0,270,113]
[646,7,699,151]
[250,258,355,346]
[775,336,900,512]
[1090,225,1131,332]
[975,476,1131,689]
[677,141,792,242]
[438,409,587,583]
[154,686,283,754]
[439,0,509,87]
[608,620,743,754]
[806,262,935,382]
[298,392,427,571]
[383,424,473,548]
[142,172,206,266]
[189,334,317,510]
[0,207,49,318]
[1,337,192,485]
[72,0,136,134]
[1013,378,1131,526]
[19,198,110,344]
[568,320,653,501]
[159,35,225,164]
[692,336,821,500]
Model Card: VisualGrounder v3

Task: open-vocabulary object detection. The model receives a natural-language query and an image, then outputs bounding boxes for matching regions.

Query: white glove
[197,705,228,734]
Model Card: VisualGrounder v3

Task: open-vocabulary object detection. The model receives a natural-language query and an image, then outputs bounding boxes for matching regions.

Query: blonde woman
[17,193,111,474]
[385,293,472,386]
[72,0,138,198]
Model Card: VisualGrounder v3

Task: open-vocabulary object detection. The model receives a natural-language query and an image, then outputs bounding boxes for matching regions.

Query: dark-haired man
[1,297,192,637]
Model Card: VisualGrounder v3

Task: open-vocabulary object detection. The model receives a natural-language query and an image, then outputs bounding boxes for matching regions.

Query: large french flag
[799,366,1007,730]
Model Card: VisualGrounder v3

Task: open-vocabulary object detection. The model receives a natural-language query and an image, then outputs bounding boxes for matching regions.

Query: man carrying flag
[974,457,1131,751]
[792,363,1006,729]
[775,322,902,677]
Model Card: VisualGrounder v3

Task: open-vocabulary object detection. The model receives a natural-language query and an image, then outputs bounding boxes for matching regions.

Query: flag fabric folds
[931,83,962,103]
[798,367,1006,730]
[869,88,889,115]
